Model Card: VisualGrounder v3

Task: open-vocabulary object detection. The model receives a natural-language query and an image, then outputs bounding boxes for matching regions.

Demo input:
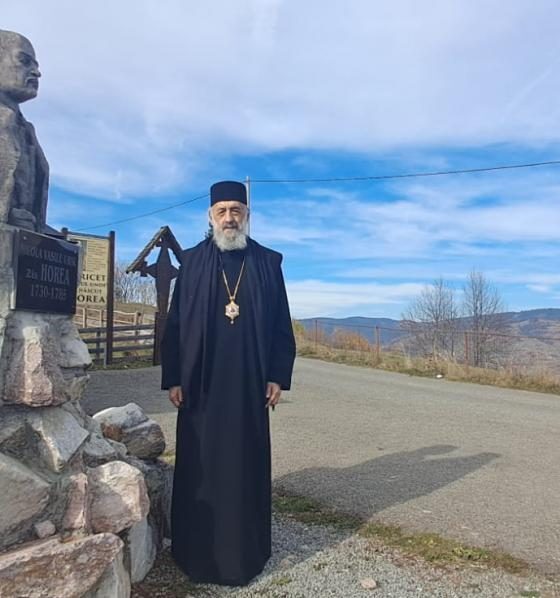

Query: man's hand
[265,382,281,408]
[169,386,183,408]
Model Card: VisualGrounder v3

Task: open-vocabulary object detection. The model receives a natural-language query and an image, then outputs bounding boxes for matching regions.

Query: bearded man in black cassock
[161,180,296,586]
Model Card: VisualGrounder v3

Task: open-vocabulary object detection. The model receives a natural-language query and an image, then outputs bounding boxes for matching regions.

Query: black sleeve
[160,266,182,390]
[267,257,296,390]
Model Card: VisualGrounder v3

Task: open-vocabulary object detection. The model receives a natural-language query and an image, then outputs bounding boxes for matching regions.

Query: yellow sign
[67,233,110,306]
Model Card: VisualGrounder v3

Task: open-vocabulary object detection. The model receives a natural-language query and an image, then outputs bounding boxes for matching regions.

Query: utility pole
[245,175,251,236]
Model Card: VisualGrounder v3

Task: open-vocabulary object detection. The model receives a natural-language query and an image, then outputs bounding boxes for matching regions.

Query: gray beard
[212,225,248,252]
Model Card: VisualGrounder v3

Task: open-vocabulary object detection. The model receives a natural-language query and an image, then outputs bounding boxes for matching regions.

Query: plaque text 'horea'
[15,230,79,314]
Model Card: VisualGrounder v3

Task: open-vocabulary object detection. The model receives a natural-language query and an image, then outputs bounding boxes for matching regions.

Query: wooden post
[153,312,164,366]
[314,319,318,352]
[96,330,101,363]
[104,231,116,366]
[375,326,381,361]
[464,331,470,369]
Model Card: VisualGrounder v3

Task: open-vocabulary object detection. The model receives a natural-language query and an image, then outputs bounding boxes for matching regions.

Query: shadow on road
[254,445,501,579]
[83,371,505,582]
[274,444,500,518]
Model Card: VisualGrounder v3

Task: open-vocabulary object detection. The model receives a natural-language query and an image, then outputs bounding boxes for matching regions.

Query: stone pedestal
[0,225,169,597]
[0,224,17,405]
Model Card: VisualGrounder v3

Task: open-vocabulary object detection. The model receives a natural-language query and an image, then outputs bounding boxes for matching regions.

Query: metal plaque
[14,230,79,314]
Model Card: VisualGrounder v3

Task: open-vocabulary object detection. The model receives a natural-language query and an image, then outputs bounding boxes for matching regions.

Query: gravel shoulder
[135,512,560,598]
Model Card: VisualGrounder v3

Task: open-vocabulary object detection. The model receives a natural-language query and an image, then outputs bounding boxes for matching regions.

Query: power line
[251,159,560,183]
[76,159,560,231]
[79,193,209,232]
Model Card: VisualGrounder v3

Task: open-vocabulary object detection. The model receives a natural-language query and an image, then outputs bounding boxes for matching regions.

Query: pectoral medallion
[221,257,246,325]
[225,300,240,324]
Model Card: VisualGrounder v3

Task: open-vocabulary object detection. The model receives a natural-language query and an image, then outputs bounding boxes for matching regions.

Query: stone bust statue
[0,30,49,232]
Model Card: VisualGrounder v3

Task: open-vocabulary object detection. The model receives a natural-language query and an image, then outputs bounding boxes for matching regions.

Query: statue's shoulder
[0,105,19,130]
[0,108,20,169]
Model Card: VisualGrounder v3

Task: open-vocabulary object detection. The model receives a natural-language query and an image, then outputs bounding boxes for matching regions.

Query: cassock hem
[171,552,269,587]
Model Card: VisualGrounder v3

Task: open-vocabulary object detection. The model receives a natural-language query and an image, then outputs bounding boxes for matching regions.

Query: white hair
[209,210,249,251]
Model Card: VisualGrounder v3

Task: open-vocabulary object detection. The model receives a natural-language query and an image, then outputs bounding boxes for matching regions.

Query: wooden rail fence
[74,306,155,328]
[78,322,155,365]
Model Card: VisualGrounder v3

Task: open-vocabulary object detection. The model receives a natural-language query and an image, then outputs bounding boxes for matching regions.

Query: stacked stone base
[0,225,171,598]
[0,392,172,597]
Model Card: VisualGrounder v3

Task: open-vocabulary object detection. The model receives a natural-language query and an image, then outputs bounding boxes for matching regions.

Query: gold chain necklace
[221,258,246,324]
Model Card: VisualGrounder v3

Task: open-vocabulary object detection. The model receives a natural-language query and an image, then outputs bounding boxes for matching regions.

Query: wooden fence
[78,322,155,365]
[303,319,560,379]
[74,306,155,328]
[75,307,156,365]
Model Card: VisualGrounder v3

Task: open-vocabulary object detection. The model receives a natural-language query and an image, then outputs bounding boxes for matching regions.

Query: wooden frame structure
[126,226,183,365]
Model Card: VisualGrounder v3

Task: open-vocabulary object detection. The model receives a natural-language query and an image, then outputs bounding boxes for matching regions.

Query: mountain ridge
[300,308,560,344]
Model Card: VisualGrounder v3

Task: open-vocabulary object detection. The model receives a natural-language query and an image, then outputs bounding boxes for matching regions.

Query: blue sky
[4,1,560,318]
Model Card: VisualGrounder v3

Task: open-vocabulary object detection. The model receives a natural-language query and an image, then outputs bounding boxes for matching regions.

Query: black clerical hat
[210,181,247,206]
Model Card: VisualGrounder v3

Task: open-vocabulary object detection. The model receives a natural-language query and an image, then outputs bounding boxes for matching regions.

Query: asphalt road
[83,357,560,575]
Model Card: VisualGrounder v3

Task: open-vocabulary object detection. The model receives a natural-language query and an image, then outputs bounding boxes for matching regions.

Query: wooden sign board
[66,232,110,307]
[14,230,79,314]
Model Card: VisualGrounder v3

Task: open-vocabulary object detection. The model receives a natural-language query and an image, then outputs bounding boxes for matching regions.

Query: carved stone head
[0,30,41,107]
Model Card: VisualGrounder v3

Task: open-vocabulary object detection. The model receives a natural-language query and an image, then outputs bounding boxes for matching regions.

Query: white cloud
[250,211,324,245]
[247,173,560,266]
[4,0,560,197]
[490,272,560,286]
[527,284,552,294]
[339,264,467,282]
[46,195,118,232]
[286,280,424,318]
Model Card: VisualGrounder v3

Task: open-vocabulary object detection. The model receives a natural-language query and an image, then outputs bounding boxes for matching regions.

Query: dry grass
[359,522,528,574]
[273,490,529,575]
[90,356,153,371]
[296,335,560,396]
[132,548,209,597]
[272,492,362,530]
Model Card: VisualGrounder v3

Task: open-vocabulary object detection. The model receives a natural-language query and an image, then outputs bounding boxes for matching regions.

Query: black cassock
[161,238,296,586]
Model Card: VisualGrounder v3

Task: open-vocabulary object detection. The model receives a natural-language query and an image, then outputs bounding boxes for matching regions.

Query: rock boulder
[0,532,124,598]
[88,461,149,534]
[0,452,50,549]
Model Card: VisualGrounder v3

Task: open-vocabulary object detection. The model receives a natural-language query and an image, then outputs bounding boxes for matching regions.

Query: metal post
[375,326,381,361]
[464,331,470,368]
[245,175,251,236]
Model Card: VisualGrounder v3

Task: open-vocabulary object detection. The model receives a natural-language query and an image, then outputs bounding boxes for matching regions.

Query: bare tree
[114,261,156,306]
[114,261,134,303]
[402,278,459,359]
[462,269,506,367]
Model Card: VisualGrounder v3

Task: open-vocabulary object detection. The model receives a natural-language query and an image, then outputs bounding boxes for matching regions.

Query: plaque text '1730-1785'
[15,230,79,314]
